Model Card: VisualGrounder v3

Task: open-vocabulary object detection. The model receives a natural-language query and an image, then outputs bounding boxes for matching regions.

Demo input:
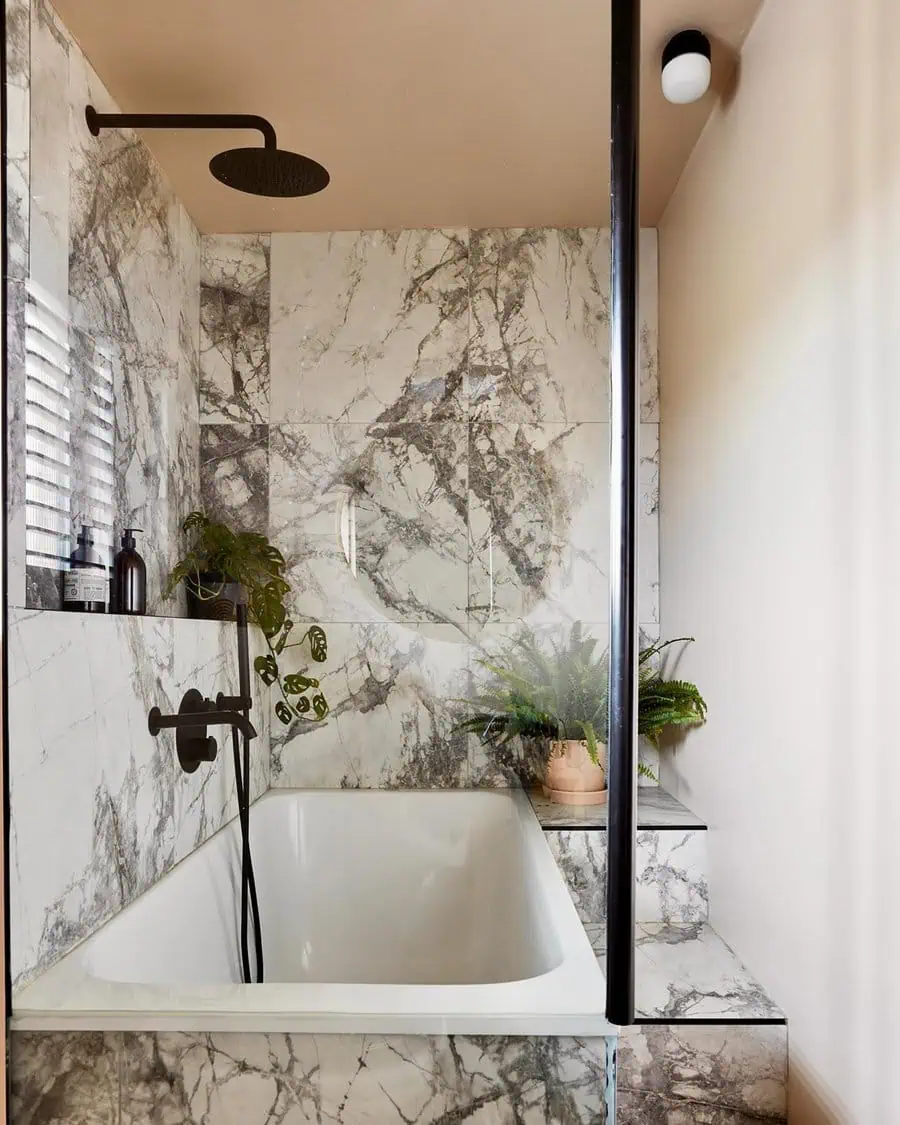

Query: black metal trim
[84,105,278,149]
[605,0,641,1028]
[636,1017,788,1026]
[539,823,708,833]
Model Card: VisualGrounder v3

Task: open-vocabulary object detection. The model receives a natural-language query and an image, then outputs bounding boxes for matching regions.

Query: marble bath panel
[469,227,658,423]
[269,423,469,625]
[269,228,469,424]
[545,828,708,925]
[8,608,269,989]
[467,422,659,626]
[9,1031,614,1125]
[200,424,270,535]
[271,621,471,789]
[121,1032,612,1125]
[200,234,271,425]
[617,1023,788,1124]
[10,1031,120,1125]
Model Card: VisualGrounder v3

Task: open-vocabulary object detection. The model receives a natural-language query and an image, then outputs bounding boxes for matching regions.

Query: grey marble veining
[10,1031,613,1125]
[14,0,201,614]
[269,423,469,625]
[586,923,784,1022]
[8,607,269,989]
[467,422,658,626]
[271,621,470,789]
[529,785,705,829]
[546,828,708,925]
[200,424,270,535]
[617,1023,787,1124]
[200,234,271,424]
[270,229,469,424]
[469,227,659,423]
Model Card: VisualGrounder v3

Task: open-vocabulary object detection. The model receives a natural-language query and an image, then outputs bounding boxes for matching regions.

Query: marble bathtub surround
[12,0,201,615]
[11,1031,615,1125]
[269,229,470,424]
[545,828,709,925]
[586,922,784,1022]
[8,607,270,989]
[200,235,271,425]
[616,1024,787,1124]
[529,784,705,829]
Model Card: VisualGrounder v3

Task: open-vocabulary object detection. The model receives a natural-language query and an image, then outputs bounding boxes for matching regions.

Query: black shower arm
[85,105,277,149]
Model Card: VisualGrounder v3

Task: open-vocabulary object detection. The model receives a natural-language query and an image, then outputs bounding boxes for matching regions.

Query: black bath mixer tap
[148,688,257,774]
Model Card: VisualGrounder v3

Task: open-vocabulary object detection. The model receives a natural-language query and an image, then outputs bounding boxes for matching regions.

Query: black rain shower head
[85,105,329,198]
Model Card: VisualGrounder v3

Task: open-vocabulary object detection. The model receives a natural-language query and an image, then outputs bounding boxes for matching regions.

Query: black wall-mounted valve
[149,688,257,775]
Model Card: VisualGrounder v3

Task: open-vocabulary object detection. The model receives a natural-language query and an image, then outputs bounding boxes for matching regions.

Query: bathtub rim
[11,788,615,1036]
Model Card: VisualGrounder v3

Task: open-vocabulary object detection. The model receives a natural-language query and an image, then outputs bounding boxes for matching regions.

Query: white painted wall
[658,0,900,1121]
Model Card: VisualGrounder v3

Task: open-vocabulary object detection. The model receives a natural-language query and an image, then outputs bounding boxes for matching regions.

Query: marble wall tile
[120,1032,612,1124]
[269,423,469,625]
[13,3,201,615]
[617,1024,788,1124]
[8,607,269,989]
[6,78,30,282]
[6,0,31,89]
[545,828,708,924]
[29,0,69,309]
[269,229,469,423]
[200,424,270,535]
[468,422,658,626]
[469,228,658,423]
[10,1031,122,1125]
[200,234,270,424]
[271,622,470,788]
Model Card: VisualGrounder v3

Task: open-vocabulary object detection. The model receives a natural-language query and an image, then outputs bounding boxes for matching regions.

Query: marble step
[587,921,783,1023]
[531,787,709,925]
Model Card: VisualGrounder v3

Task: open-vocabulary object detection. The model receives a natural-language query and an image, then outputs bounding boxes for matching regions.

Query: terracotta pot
[542,739,607,806]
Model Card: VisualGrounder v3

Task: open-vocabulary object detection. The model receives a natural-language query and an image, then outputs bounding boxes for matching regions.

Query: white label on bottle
[63,566,107,605]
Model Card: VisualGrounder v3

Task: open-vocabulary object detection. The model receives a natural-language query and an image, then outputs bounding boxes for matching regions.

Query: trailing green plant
[165,512,329,726]
[456,624,706,780]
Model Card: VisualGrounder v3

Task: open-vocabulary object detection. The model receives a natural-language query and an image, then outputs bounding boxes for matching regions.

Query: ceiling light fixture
[661,30,712,105]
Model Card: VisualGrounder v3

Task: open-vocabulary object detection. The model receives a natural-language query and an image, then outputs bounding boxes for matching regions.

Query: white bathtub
[12,789,612,1035]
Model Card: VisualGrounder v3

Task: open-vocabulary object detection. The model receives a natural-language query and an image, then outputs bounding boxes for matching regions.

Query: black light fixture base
[662,29,711,68]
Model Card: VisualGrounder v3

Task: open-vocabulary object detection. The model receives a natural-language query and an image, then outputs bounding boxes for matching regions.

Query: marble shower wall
[200,228,661,788]
[7,0,201,615]
[8,607,271,989]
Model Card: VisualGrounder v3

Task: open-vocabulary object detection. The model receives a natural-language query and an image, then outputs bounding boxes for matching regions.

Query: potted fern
[457,624,706,805]
[166,512,329,727]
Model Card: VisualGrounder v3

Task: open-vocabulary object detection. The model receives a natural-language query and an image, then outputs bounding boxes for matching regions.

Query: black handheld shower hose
[231,599,264,983]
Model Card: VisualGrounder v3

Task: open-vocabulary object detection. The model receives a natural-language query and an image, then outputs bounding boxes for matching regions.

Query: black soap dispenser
[64,525,108,613]
[113,528,147,615]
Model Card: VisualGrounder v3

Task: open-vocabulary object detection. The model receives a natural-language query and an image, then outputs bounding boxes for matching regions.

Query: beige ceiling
[54,0,762,233]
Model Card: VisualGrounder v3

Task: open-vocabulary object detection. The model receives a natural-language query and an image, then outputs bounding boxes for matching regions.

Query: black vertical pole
[606,0,640,1027]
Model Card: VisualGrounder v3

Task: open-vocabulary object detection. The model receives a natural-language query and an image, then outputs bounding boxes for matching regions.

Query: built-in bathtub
[12,789,612,1036]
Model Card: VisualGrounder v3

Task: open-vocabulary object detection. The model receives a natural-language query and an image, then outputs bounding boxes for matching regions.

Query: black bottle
[113,528,147,615]
[63,525,108,613]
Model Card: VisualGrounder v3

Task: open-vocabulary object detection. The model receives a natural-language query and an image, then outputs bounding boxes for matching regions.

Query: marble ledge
[586,922,785,1022]
[529,785,705,830]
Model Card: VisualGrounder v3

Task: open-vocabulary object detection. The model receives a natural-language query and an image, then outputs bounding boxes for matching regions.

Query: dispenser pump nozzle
[121,528,142,550]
